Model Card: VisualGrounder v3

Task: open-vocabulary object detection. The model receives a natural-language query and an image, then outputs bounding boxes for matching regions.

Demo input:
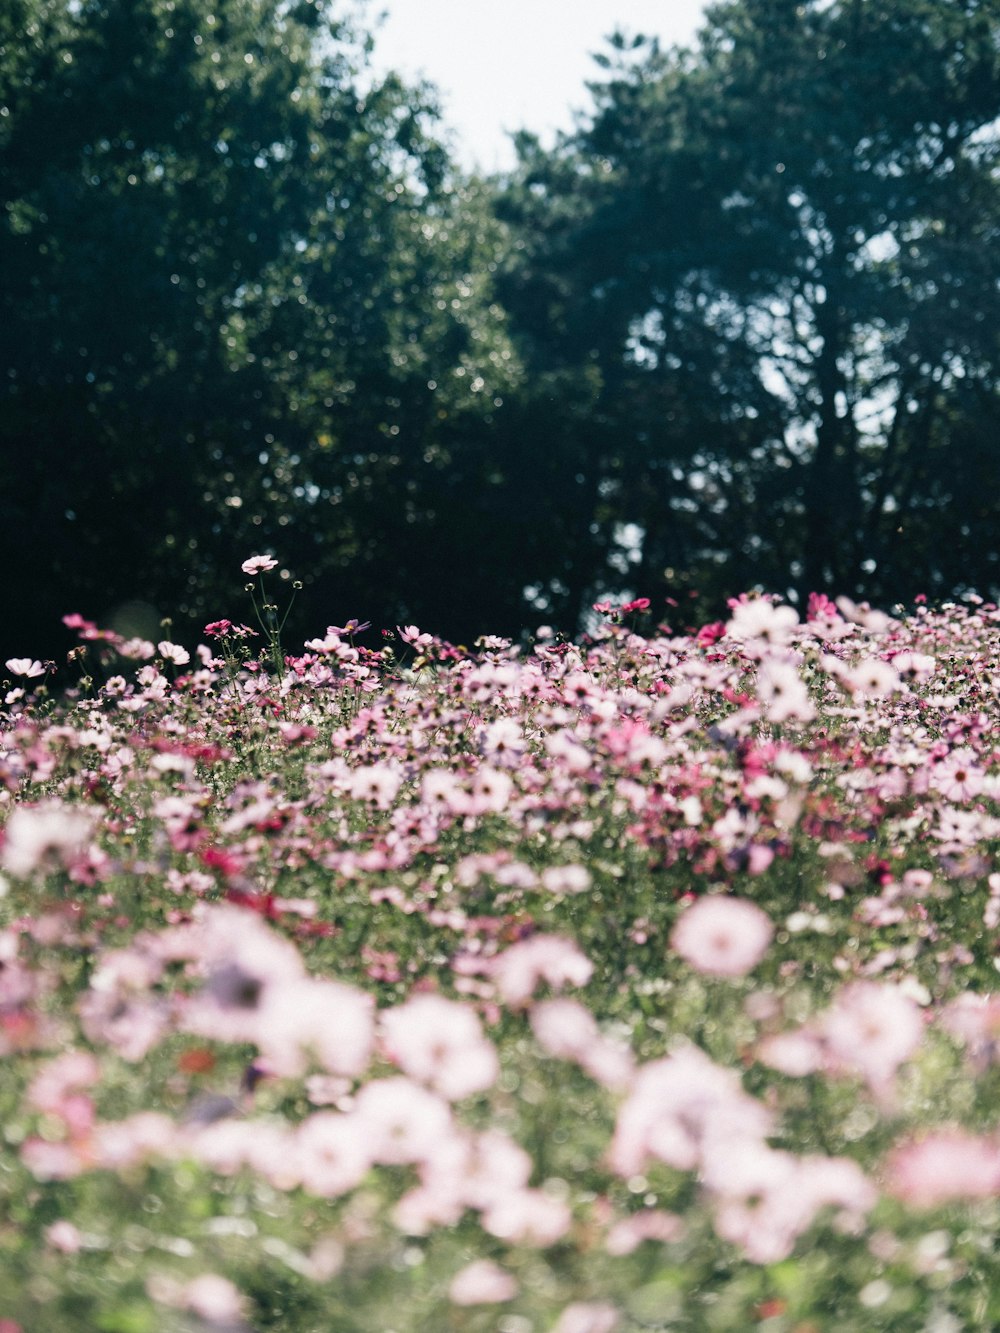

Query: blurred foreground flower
[448,1259,519,1305]
[671,895,774,977]
[1,802,96,879]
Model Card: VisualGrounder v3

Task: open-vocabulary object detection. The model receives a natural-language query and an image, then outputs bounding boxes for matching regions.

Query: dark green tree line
[2,0,999,663]
[1,0,523,659]
[496,0,1000,615]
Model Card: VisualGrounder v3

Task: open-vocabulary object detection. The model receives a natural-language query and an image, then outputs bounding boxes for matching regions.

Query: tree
[201,171,529,643]
[497,0,1000,617]
[0,0,517,659]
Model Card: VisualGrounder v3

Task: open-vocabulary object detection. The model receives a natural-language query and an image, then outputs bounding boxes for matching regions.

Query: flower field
[3,573,1000,1332]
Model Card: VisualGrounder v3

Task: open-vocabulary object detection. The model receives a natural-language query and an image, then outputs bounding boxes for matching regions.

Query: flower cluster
[3,589,1000,1329]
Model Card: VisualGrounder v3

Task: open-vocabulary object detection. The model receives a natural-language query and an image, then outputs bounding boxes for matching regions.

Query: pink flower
[725,599,799,653]
[241,554,278,575]
[835,596,893,633]
[188,1119,268,1177]
[530,998,633,1089]
[891,650,936,684]
[932,748,985,802]
[180,1274,247,1326]
[78,944,170,1062]
[821,982,923,1091]
[706,1144,876,1264]
[1,802,96,879]
[552,1302,620,1333]
[327,618,371,636]
[492,935,594,1006]
[755,657,815,723]
[416,1127,532,1219]
[468,765,514,814]
[448,1260,519,1306]
[352,1077,453,1165]
[608,1045,773,1177]
[530,997,602,1060]
[21,1137,87,1180]
[541,864,593,895]
[885,1129,1000,1208]
[348,764,403,809]
[398,624,435,648]
[757,1029,824,1078]
[393,1181,466,1234]
[157,640,190,666]
[183,906,307,1046]
[254,977,375,1079]
[843,657,899,699]
[44,1220,83,1253]
[420,769,471,814]
[205,620,257,640]
[27,1050,101,1114]
[939,993,1000,1069]
[296,1112,372,1197]
[481,1186,572,1246]
[380,993,499,1100]
[90,1112,177,1170]
[605,1209,684,1255]
[670,896,774,978]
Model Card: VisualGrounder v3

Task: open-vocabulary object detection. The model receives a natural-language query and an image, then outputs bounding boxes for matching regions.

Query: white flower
[5,658,45,678]
[844,657,899,699]
[755,657,816,723]
[726,600,799,652]
[157,640,190,666]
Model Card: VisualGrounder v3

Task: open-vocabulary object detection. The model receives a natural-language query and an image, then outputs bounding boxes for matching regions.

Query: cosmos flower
[843,657,900,699]
[755,657,816,723]
[885,1129,1000,1208]
[240,555,278,575]
[380,993,499,1100]
[1,802,96,879]
[491,935,594,1006]
[5,658,45,678]
[670,896,774,978]
[551,1302,621,1333]
[725,599,800,653]
[296,1112,373,1198]
[821,981,924,1094]
[448,1260,519,1306]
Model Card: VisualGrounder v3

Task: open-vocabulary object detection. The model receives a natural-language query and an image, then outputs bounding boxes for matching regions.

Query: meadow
[3,562,1000,1332]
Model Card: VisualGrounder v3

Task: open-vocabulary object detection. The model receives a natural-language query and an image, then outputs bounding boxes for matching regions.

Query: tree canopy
[2,0,998,663]
[1,0,519,655]
[496,0,1000,615]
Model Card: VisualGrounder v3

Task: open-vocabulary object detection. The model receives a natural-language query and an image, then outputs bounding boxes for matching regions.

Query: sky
[366,1,709,172]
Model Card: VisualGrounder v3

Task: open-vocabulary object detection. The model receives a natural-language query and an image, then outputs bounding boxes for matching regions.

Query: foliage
[496,0,1000,612]
[0,0,522,660]
[2,0,999,659]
